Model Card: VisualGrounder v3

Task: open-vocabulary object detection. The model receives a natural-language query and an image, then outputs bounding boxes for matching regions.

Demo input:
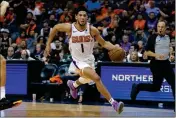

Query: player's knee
[93,75,100,83]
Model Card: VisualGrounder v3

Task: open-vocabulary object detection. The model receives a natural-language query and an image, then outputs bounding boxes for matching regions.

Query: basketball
[108,47,125,62]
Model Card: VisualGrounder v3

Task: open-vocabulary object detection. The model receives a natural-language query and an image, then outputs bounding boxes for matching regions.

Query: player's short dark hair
[75,6,88,15]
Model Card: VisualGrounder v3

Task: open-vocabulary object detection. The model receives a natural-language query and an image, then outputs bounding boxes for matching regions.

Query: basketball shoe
[0,98,22,110]
[67,80,78,99]
[112,101,124,114]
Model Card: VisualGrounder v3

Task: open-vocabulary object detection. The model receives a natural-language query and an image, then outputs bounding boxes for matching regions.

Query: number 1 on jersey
[81,44,84,53]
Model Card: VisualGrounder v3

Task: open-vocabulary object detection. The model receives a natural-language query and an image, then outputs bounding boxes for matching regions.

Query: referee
[130,21,175,101]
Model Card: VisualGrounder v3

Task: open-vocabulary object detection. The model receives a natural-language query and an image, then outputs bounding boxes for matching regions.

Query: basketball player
[0,1,22,111]
[44,7,124,114]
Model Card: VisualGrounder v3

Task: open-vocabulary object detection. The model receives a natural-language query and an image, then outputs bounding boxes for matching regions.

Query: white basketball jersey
[69,23,95,62]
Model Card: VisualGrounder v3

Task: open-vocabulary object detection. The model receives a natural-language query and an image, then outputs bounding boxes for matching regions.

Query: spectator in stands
[20,12,34,29]
[137,40,148,62]
[12,0,27,26]
[169,54,175,63]
[20,49,34,60]
[48,14,57,27]
[38,7,49,26]
[40,21,52,39]
[133,14,146,30]
[165,26,172,38]
[145,1,168,18]
[26,30,37,53]
[101,18,111,38]
[31,43,44,61]
[134,28,147,44]
[37,35,47,45]
[66,1,75,11]
[93,43,105,62]
[126,44,138,62]
[169,46,175,63]
[123,27,135,43]
[48,6,61,19]
[85,0,101,12]
[15,40,28,53]
[4,7,15,25]
[129,51,139,62]
[26,19,37,37]
[118,10,131,31]
[6,46,14,60]
[59,8,70,23]
[0,29,11,57]
[110,35,118,45]
[170,38,175,49]
[136,5,147,19]
[146,12,158,33]
[120,35,131,53]
[11,43,18,52]
[49,40,63,64]
[63,15,72,23]
[16,31,27,45]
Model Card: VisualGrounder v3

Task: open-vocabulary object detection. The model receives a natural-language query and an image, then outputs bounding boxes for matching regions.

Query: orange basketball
[108,47,125,62]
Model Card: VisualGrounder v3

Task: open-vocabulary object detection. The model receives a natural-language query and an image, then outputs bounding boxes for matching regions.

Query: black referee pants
[137,59,175,98]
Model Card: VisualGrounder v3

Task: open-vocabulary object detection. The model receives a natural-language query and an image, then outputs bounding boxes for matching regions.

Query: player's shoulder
[90,25,99,36]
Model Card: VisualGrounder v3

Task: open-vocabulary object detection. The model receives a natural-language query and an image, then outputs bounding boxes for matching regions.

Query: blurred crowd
[0,0,175,63]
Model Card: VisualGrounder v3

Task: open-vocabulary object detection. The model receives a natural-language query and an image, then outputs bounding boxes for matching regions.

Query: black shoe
[130,83,139,101]
[0,98,22,110]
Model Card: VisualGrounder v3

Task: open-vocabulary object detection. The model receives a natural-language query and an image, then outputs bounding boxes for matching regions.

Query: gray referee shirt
[155,35,170,60]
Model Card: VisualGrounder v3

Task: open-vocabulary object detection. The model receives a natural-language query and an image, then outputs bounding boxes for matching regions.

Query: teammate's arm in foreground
[0,1,22,111]
[0,1,9,16]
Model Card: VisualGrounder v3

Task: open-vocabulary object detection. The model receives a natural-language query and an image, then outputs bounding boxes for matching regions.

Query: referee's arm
[145,35,157,58]
[145,35,164,59]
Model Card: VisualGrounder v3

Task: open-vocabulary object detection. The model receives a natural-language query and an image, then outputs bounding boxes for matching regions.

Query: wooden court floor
[1,102,175,117]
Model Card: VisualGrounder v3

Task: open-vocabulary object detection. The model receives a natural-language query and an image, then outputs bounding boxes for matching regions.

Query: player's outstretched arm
[46,23,71,46]
[91,26,116,51]
[44,23,71,57]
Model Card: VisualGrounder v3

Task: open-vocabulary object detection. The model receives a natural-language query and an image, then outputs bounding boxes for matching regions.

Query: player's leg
[0,55,6,99]
[67,61,123,113]
[80,67,124,114]
[67,61,97,99]
[0,55,22,110]
[130,61,164,101]
[163,61,175,99]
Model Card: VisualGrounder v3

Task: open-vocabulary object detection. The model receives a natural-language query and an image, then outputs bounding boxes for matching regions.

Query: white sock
[0,110,5,117]
[109,98,115,105]
[0,86,6,99]
[73,81,79,88]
